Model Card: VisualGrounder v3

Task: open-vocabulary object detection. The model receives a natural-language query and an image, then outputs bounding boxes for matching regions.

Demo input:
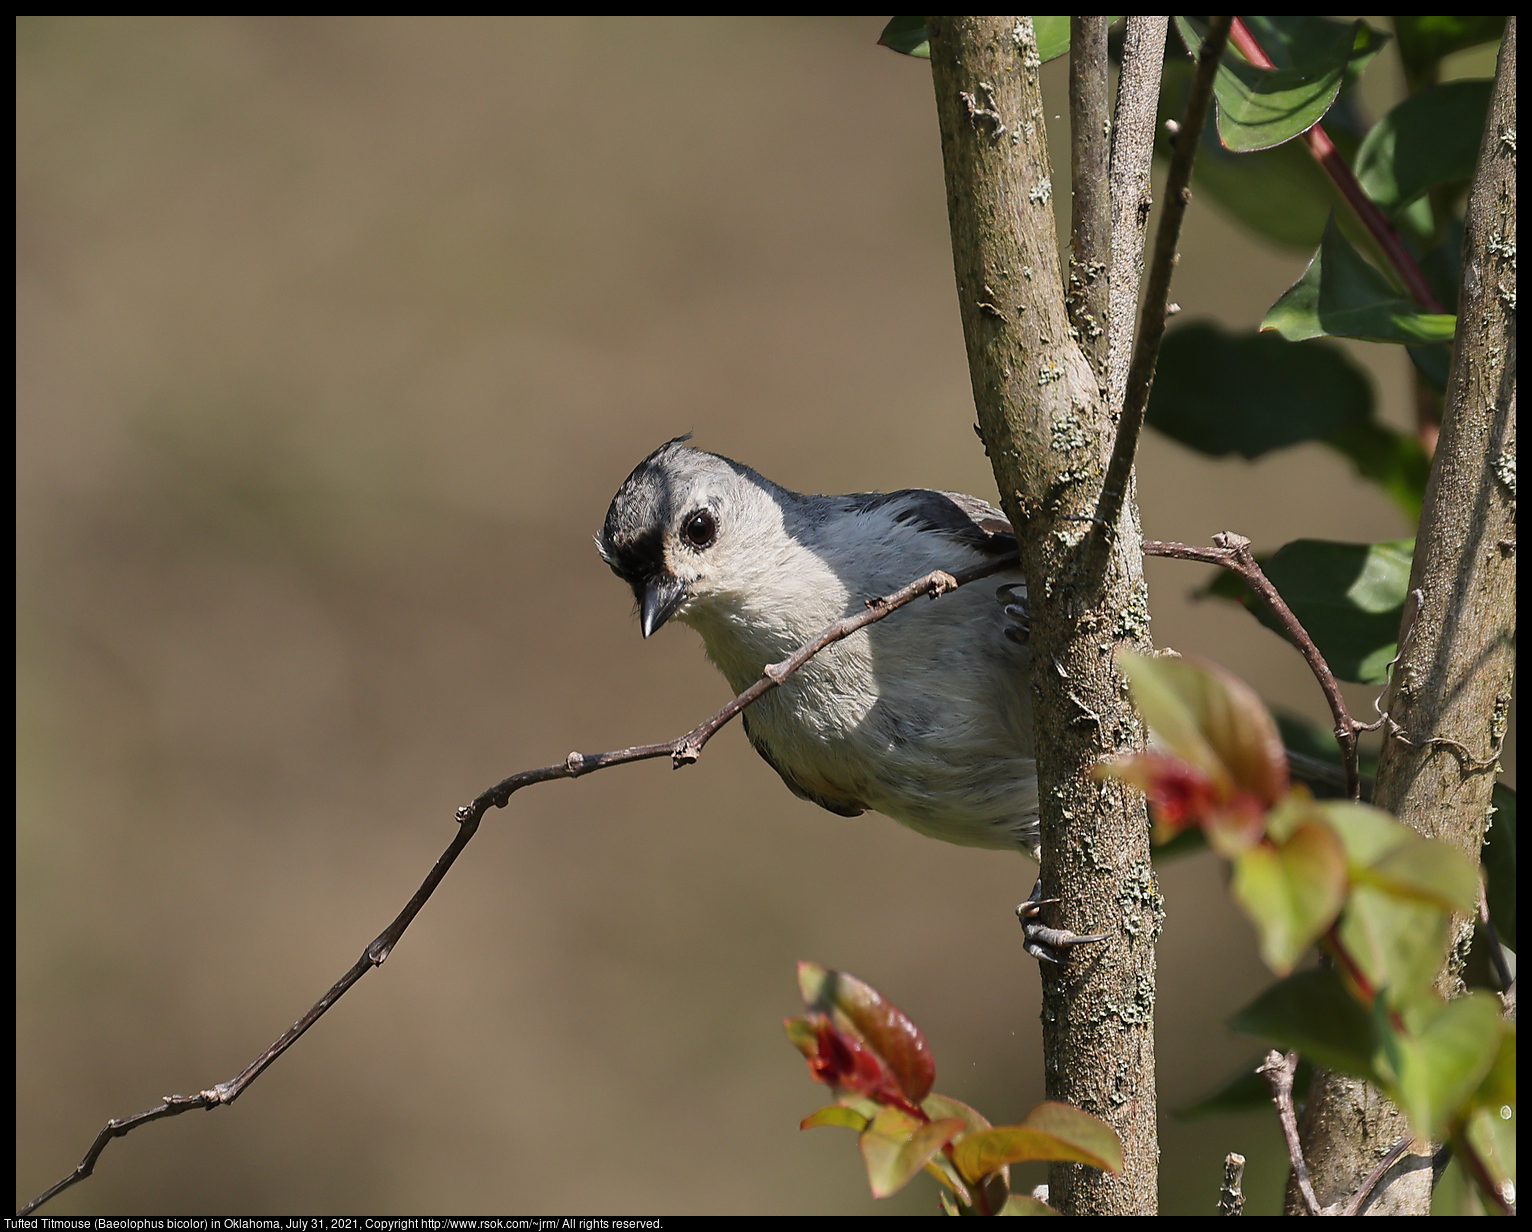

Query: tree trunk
[1286,18,1517,1216]
[927,16,1159,1215]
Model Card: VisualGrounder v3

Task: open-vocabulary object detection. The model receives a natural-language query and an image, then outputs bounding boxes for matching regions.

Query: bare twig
[1218,1151,1246,1216]
[1340,1136,1418,1217]
[1143,533,1363,799]
[1258,1049,1322,1216]
[1095,15,1230,541]
[1107,16,1169,411]
[459,551,1019,818]
[16,549,1020,1218]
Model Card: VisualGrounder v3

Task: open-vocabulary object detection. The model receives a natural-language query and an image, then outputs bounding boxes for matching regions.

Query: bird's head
[597,437,787,638]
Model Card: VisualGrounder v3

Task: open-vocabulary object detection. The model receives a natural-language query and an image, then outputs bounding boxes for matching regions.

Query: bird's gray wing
[837,488,1017,556]
[741,713,866,817]
[837,488,1027,639]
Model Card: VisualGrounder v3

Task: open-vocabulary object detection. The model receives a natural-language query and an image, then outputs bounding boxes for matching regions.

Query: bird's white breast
[680,503,1040,854]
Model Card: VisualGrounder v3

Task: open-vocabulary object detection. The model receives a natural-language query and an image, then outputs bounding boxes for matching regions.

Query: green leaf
[1209,23,1361,154]
[1237,16,1389,89]
[952,1103,1123,1182]
[1177,1055,1315,1119]
[1384,992,1505,1141]
[1230,966,1385,1084]
[1235,538,1414,685]
[1145,321,1427,518]
[877,16,929,59]
[1337,883,1453,1003]
[1358,832,1481,915]
[1407,343,1453,393]
[1458,1095,1517,1215]
[878,17,1122,63]
[1468,1021,1516,1121]
[1317,802,1481,995]
[859,1106,965,1199]
[997,1192,1061,1215]
[1176,17,1385,153]
[1418,218,1466,311]
[801,1104,871,1132]
[1116,652,1289,807]
[1392,17,1506,82]
[1468,1036,1516,1211]
[1032,18,1122,64]
[1113,661,1228,789]
[952,1127,1098,1182]
[1264,215,1457,344]
[1483,782,1516,949]
[1322,421,1430,521]
[1173,89,1338,245]
[921,1092,993,1137]
[1232,808,1348,974]
[917,1095,991,1202]
[1155,55,1369,250]
[1155,20,1384,252]
[1354,79,1494,217]
[1029,17,1072,64]
[1147,323,1374,457]
[1315,800,1418,866]
[1018,1103,1124,1175]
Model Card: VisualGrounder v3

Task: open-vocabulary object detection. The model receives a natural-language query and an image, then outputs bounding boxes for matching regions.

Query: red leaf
[797,963,935,1104]
[801,1014,910,1109]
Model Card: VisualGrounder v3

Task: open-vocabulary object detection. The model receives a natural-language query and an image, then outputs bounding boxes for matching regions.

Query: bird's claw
[997,584,1031,645]
[1017,877,1107,964]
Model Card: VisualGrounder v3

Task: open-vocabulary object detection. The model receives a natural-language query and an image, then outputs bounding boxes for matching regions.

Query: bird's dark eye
[681,508,717,549]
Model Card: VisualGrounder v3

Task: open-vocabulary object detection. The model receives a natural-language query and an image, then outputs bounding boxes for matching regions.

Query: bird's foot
[1017,877,1108,964]
[997,583,1031,645]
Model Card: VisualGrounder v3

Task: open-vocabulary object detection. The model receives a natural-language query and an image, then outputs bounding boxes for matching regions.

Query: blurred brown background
[17,16,1508,1215]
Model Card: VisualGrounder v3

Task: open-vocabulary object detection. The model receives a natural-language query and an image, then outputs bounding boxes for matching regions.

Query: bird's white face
[598,444,780,639]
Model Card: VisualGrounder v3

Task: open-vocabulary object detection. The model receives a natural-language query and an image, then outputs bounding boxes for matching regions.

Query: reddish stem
[1226,18,1445,313]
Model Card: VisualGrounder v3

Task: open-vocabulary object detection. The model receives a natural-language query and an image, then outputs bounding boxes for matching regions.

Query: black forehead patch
[603,530,664,604]
[600,502,668,591]
[599,439,693,586]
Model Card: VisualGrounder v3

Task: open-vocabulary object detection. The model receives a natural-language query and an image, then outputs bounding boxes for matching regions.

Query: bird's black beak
[640,572,689,638]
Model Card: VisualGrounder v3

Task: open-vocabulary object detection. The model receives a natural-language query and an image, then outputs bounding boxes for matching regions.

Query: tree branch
[14,550,1020,1218]
[1142,533,1363,799]
[1258,1050,1322,1216]
[1107,17,1169,412]
[1067,16,1111,385]
[1217,1151,1247,1216]
[1095,15,1229,542]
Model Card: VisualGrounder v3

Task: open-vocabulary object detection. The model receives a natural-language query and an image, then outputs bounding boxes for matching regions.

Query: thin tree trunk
[927,17,1159,1215]
[1286,19,1517,1216]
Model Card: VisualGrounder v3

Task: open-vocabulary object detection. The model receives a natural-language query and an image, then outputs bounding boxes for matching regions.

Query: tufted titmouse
[598,437,1105,960]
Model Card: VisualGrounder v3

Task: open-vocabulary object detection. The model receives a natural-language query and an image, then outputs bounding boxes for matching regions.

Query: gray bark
[927,17,1159,1216]
[1286,18,1517,1216]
